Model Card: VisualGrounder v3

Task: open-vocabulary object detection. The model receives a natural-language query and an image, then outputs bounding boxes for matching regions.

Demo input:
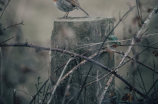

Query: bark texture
[51,17,114,104]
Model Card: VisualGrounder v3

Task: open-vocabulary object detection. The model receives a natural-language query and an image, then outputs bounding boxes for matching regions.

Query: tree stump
[51,17,115,104]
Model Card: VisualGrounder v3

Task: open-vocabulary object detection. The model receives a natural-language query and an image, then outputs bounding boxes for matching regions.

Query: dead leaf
[122,93,132,101]
[112,44,118,48]
[153,50,157,54]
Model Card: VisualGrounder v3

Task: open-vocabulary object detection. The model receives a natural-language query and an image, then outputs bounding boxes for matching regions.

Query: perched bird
[53,0,89,17]
[108,35,121,45]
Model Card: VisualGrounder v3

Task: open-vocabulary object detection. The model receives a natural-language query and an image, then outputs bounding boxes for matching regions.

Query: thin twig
[47,58,75,104]
[96,70,100,102]
[152,57,156,92]
[37,77,40,102]
[137,68,147,94]
[99,74,114,104]
[0,0,10,20]
[118,44,158,49]
[29,79,49,104]
[137,6,158,38]
[74,6,136,104]
[115,40,158,72]
[0,43,145,97]
[62,74,72,104]
[116,5,158,71]
[42,84,50,104]
[0,37,14,44]
[118,39,134,67]
[136,0,142,20]
[23,86,33,99]
[145,79,158,98]
[83,71,109,88]
[53,61,67,74]
[2,21,24,31]
[13,89,16,104]
[0,47,2,96]
[60,50,106,82]
[115,83,125,95]
[114,51,158,74]
[76,32,158,49]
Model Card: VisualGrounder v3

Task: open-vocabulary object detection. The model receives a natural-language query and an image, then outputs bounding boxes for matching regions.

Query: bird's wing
[65,0,80,8]
[65,0,89,16]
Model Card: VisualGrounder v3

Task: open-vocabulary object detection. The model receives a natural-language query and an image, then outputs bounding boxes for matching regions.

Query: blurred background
[0,0,158,103]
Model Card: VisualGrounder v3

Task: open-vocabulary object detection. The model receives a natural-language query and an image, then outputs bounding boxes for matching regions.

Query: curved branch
[0,43,145,97]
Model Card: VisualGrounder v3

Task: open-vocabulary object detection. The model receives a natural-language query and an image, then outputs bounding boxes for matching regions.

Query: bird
[108,35,121,45]
[53,0,89,17]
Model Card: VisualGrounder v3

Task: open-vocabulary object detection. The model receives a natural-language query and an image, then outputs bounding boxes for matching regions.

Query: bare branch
[13,89,16,104]
[116,40,158,71]
[114,51,158,74]
[116,5,158,72]
[2,21,24,31]
[0,0,10,20]
[23,86,33,99]
[99,75,114,104]
[60,50,107,82]
[0,37,14,44]
[76,32,158,49]
[0,43,145,97]
[29,79,49,104]
[137,6,158,38]
[47,58,75,104]
[74,7,135,103]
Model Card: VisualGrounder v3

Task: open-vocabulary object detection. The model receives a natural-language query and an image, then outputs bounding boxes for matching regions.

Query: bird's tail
[78,6,89,16]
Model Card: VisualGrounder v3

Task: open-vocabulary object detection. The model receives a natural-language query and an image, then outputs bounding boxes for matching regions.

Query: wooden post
[51,17,114,104]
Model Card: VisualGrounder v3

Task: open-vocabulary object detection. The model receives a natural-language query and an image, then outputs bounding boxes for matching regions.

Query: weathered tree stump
[51,17,115,104]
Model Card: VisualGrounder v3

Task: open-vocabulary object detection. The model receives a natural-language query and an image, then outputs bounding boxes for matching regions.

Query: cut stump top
[54,17,114,22]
